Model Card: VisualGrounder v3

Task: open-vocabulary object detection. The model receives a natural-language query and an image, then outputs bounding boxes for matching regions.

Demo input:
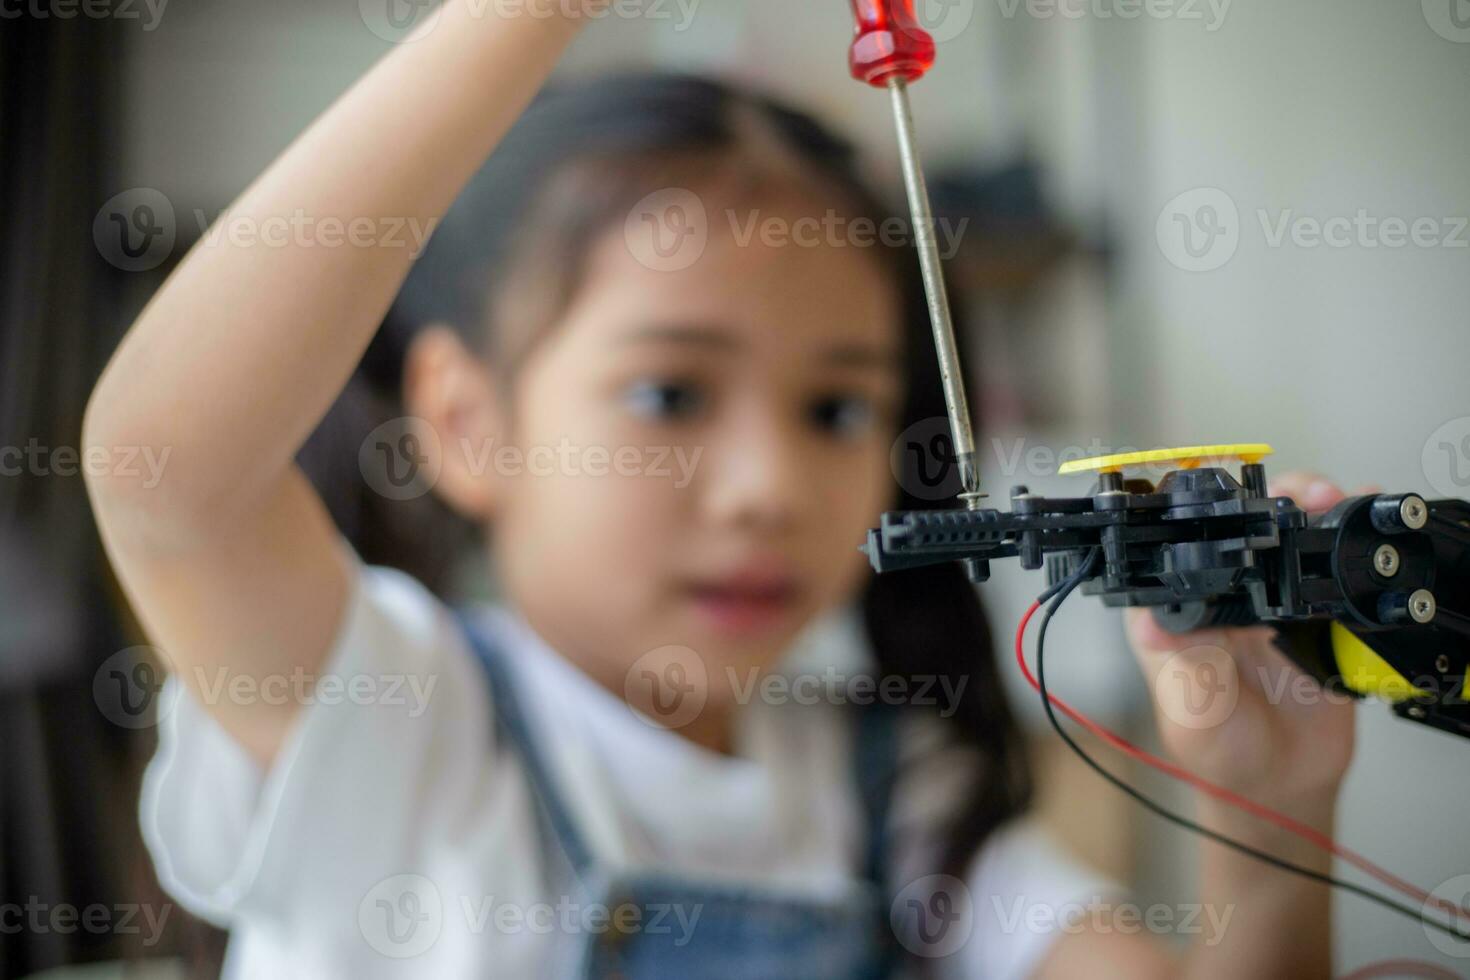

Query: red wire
[1015,599,1470,927]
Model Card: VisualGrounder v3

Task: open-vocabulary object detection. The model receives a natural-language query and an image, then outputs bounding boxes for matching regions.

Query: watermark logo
[359,874,444,958]
[0,898,173,946]
[0,0,169,31]
[1423,0,1470,42]
[94,192,440,271]
[1156,187,1240,272]
[457,437,702,488]
[625,188,709,273]
[1152,644,1239,730]
[990,895,1234,944]
[361,0,702,42]
[360,417,443,501]
[916,0,977,43]
[0,439,170,486]
[93,647,177,730]
[892,417,967,502]
[186,666,438,716]
[726,668,968,718]
[461,895,701,942]
[1257,210,1469,251]
[359,0,442,43]
[357,426,705,500]
[1340,963,1464,980]
[1159,188,1469,272]
[623,651,969,729]
[891,874,974,958]
[987,437,1163,480]
[624,645,708,730]
[727,209,968,259]
[625,191,969,271]
[357,879,702,951]
[191,207,438,256]
[94,188,176,273]
[994,0,1231,30]
[1423,874,1470,958]
[1423,416,1470,498]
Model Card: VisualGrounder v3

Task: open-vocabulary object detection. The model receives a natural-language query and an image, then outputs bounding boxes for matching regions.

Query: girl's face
[421,192,904,743]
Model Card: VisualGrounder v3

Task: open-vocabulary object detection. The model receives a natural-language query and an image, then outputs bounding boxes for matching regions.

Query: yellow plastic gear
[1057,444,1275,476]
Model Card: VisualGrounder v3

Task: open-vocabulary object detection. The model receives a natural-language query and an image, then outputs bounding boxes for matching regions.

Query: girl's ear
[403,324,506,520]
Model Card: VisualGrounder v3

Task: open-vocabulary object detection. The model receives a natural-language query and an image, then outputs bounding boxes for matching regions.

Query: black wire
[1032,547,1470,944]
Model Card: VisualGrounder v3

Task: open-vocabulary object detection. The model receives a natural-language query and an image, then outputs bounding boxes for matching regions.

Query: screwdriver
[848,0,982,505]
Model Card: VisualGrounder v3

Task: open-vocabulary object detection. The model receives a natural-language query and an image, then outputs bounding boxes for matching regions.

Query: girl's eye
[622,380,707,422]
[809,394,878,439]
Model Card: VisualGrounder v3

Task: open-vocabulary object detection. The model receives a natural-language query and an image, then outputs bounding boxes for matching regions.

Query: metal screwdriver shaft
[885,76,980,502]
[848,0,982,504]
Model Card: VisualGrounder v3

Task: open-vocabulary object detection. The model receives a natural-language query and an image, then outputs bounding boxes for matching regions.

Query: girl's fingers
[1125,606,1201,667]
[1266,470,1346,513]
[1125,607,1273,660]
[1124,608,1259,735]
[1123,608,1271,687]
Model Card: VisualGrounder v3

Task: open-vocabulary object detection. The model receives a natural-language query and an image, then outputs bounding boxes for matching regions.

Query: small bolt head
[1373,544,1401,577]
[1436,654,1452,673]
[1401,496,1428,530]
[1409,589,1437,624]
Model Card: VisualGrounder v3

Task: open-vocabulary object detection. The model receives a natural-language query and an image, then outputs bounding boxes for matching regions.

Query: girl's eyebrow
[823,343,902,370]
[616,324,899,370]
[615,323,741,351]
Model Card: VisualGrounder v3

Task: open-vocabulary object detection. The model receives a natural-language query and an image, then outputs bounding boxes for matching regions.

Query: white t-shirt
[141,557,1118,979]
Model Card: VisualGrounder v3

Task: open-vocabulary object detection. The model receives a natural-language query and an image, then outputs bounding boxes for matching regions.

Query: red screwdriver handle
[849,0,936,87]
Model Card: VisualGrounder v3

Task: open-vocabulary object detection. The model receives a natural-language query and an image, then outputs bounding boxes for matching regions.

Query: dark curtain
[0,13,224,979]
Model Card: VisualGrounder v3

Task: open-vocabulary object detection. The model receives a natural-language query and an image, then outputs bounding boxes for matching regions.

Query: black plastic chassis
[863,465,1470,737]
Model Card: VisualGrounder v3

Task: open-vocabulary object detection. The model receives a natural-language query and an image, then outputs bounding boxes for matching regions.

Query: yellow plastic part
[1331,621,1426,702]
[1057,444,1276,476]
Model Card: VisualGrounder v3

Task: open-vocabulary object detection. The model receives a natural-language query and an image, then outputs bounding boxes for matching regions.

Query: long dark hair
[300,72,1031,886]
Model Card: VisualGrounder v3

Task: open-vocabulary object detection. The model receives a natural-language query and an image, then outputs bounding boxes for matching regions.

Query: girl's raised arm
[83,1,594,765]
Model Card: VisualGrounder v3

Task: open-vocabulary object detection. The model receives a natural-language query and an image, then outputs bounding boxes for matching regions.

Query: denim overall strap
[457,613,599,879]
[852,699,902,979]
[853,700,899,893]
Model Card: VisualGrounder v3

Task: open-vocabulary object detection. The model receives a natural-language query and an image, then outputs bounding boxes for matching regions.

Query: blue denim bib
[458,616,900,980]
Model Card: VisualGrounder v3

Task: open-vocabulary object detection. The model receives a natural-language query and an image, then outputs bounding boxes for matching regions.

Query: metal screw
[1401,495,1428,530]
[1408,705,1427,720]
[1373,544,1400,577]
[1409,589,1437,624]
[1436,654,1451,673]
[960,491,989,510]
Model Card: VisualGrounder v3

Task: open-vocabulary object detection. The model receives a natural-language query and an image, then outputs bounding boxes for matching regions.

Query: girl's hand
[1123,471,1372,809]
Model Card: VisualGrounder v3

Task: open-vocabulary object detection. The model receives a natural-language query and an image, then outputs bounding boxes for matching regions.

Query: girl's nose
[699,410,809,534]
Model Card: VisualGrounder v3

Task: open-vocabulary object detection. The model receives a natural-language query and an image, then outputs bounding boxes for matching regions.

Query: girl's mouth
[684,570,801,636]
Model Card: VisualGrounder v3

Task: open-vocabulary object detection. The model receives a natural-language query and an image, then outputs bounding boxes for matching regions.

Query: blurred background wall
[4,0,1468,975]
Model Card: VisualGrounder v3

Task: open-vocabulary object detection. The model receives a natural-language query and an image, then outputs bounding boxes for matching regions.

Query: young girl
[85,3,1355,976]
